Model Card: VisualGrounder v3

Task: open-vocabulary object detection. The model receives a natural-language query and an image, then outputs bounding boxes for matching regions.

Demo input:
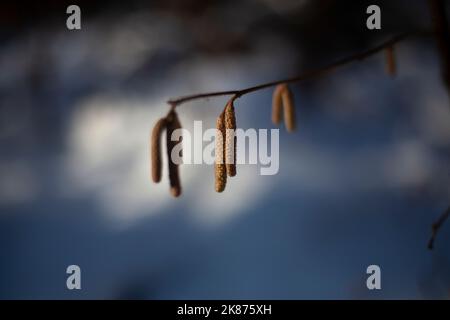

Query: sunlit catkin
[215,112,227,192]
[272,85,283,125]
[281,85,296,132]
[151,118,167,183]
[224,102,237,177]
[385,45,396,77]
[166,111,182,197]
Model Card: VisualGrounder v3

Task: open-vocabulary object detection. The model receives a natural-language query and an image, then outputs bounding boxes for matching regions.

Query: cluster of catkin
[152,43,398,197]
[215,83,300,193]
[215,101,237,192]
[151,110,182,197]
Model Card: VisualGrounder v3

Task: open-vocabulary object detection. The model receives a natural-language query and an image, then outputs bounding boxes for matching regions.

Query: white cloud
[63,95,174,222]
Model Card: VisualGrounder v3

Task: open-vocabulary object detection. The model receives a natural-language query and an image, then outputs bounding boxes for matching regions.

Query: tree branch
[168,32,421,107]
[167,28,450,250]
[428,206,450,250]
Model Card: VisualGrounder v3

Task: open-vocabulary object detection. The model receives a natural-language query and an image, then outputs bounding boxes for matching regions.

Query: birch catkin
[166,111,182,197]
[281,85,296,132]
[272,85,283,125]
[224,102,237,177]
[215,112,227,192]
[385,45,396,77]
[151,118,167,183]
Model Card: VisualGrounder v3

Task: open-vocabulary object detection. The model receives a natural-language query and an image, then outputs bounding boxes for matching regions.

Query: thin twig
[168,32,421,107]
[428,0,450,99]
[428,206,450,250]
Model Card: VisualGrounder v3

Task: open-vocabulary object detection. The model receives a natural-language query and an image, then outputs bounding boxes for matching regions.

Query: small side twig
[428,206,450,250]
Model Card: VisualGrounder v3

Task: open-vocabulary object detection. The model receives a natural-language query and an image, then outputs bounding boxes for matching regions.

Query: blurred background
[0,0,449,299]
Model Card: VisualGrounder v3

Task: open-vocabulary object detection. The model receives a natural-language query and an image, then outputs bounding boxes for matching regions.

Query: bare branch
[428,206,450,250]
[168,32,422,107]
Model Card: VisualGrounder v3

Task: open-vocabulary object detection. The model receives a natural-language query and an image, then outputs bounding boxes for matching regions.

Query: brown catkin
[151,118,167,183]
[215,112,227,192]
[224,102,237,177]
[385,45,396,77]
[272,85,284,125]
[281,85,296,132]
[166,111,182,197]
[172,110,183,160]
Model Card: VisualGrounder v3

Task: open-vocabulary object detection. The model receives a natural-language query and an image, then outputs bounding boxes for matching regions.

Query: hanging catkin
[272,85,284,125]
[215,112,227,192]
[281,85,296,132]
[225,102,237,177]
[385,45,396,77]
[172,110,183,160]
[166,110,182,197]
[151,118,167,183]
